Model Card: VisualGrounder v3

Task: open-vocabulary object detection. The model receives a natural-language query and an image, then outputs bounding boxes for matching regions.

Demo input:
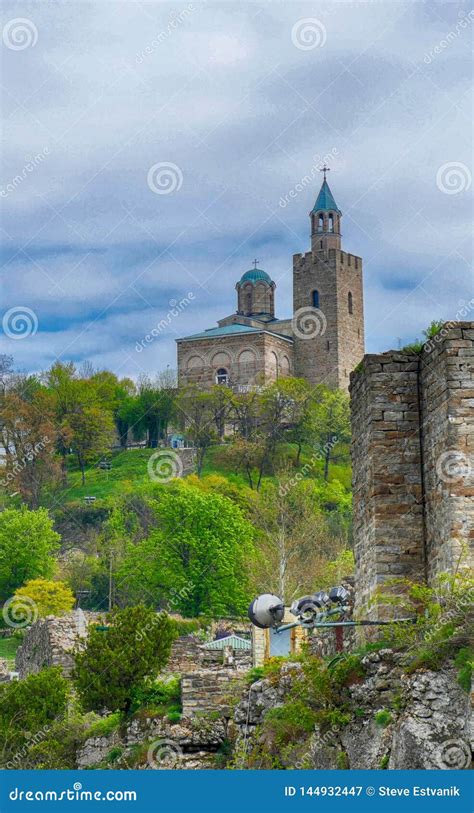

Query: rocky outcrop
[233,650,472,770]
[77,715,228,770]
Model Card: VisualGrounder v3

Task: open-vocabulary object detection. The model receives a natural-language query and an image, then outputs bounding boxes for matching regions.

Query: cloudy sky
[1,0,472,379]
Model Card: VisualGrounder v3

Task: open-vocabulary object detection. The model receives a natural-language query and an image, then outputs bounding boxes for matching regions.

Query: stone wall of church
[350,323,474,618]
[177,331,293,389]
[293,248,364,391]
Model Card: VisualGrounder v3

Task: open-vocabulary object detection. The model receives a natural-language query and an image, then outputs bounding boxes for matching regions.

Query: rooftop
[311,179,341,214]
[237,267,273,285]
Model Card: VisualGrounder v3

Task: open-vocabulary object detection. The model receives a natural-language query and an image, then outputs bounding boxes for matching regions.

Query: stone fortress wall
[350,322,474,617]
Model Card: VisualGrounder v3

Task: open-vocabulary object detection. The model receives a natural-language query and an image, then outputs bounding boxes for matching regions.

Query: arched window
[348,292,353,314]
[216,368,229,385]
[312,290,320,309]
[318,213,324,232]
[328,213,334,232]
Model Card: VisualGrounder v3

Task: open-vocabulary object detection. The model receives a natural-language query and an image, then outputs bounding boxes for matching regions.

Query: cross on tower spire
[319,164,330,182]
[252,258,259,269]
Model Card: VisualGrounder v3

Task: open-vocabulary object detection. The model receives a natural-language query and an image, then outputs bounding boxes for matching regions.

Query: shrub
[12,579,74,619]
[375,710,393,727]
[72,606,176,715]
[0,667,69,768]
[130,676,181,715]
[86,711,122,739]
[265,700,317,746]
[454,648,473,692]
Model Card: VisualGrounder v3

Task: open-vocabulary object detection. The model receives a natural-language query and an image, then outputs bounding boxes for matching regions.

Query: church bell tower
[292,168,365,391]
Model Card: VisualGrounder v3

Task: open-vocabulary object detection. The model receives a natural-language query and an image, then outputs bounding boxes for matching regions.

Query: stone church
[177,175,365,391]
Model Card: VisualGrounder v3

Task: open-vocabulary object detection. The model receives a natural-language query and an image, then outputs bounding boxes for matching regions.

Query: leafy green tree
[127,372,176,447]
[72,605,176,714]
[12,579,74,619]
[119,484,254,616]
[98,505,131,610]
[309,386,351,480]
[0,667,69,767]
[0,507,60,601]
[66,402,115,485]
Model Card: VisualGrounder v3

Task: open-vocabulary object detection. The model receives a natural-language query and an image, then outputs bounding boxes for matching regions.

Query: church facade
[176,175,365,392]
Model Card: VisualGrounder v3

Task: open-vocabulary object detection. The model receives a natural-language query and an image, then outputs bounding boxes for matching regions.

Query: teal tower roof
[238,268,273,286]
[311,179,341,214]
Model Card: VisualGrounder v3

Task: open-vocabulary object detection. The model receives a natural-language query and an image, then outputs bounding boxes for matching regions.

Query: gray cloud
[1,0,472,375]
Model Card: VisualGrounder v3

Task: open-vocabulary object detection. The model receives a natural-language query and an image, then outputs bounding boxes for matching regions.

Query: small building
[251,608,308,668]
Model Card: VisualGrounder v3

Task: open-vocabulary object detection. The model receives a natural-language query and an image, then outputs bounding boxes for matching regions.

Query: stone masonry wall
[350,323,474,617]
[16,611,101,678]
[420,324,474,580]
[293,248,364,391]
[177,331,293,389]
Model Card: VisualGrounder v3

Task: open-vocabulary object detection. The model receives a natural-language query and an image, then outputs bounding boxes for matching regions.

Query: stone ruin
[16,609,98,679]
[350,322,473,617]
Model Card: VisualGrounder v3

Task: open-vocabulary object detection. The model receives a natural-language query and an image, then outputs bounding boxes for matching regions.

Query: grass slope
[52,442,351,507]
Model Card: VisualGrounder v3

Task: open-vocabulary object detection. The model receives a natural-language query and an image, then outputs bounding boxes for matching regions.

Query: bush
[454,648,473,692]
[374,709,393,728]
[0,667,69,768]
[72,606,176,715]
[12,578,74,619]
[265,700,318,746]
[130,676,181,715]
[86,711,122,739]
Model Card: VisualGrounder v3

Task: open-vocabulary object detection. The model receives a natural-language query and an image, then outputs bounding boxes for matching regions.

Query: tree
[0,385,61,506]
[127,373,177,447]
[309,386,351,480]
[0,507,60,601]
[176,387,217,476]
[208,385,234,439]
[253,378,310,489]
[72,605,176,714]
[98,506,130,610]
[0,667,69,768]
[118,484,255,616]
[66,402,115,485]
[252,480,331,602]
[12,579,74,619]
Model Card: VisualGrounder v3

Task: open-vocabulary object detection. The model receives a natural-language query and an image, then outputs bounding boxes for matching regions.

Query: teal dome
[238,268,272,285]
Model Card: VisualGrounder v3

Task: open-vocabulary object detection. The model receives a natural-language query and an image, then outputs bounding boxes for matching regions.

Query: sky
[0,0,472,380]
